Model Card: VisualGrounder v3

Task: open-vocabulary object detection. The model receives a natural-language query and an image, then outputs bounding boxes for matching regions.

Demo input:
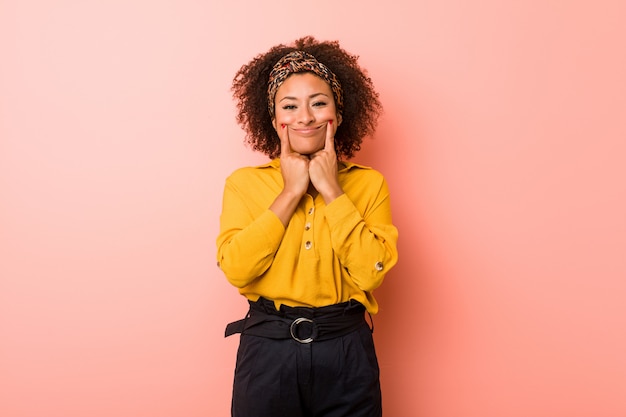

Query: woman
[217,36,398,417]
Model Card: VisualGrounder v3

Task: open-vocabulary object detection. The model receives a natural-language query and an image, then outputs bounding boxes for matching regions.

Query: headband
[267,50,343,119]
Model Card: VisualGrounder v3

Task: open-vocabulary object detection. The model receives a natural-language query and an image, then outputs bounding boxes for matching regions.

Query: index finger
[278,123,293,156]
[324,120,336,152]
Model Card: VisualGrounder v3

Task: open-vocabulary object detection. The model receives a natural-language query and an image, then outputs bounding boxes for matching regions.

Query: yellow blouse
[216,159,398,313]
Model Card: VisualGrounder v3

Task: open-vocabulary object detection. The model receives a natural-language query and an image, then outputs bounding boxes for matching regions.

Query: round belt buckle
[290,317,315,343]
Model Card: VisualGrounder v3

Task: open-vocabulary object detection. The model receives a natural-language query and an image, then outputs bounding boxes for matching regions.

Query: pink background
[2,1,625,416]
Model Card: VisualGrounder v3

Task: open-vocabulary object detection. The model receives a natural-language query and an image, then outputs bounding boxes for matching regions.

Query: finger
[325,120,335,152]
[278,123,292,156]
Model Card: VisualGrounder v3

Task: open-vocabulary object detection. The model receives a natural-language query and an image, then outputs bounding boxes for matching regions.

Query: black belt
[225,297,371,344]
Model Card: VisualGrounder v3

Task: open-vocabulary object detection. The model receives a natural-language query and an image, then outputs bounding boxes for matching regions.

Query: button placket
[304,204,315,250]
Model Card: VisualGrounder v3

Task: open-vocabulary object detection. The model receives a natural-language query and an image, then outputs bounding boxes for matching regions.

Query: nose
[297,107,315,125]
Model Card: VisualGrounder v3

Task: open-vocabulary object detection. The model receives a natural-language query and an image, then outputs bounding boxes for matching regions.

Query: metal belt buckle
[290,317,315,344]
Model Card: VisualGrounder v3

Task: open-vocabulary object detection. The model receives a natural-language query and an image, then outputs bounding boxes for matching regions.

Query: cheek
[322,107,338,120]
[275,113,296,126]
[275,111,295,126]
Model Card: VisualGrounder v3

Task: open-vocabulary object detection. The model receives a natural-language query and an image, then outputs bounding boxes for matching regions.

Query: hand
[309,120,344,203]
[278,123,310,198]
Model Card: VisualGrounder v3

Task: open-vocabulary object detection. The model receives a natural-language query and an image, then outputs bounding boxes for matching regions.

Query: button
[217,262,221,268]
[375,261,384,271]
[305,222,311,231]
[308,207,314,215]
[305,241,312,250]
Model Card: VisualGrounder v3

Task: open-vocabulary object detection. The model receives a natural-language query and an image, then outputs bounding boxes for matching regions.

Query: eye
[312,101,327,107]
[281,104,296,110]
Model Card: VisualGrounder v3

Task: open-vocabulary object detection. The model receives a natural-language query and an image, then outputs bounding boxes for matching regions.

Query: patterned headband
[267,50,343,119]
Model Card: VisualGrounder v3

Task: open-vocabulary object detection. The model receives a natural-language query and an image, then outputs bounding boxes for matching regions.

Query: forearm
[325,194,399,291]
[269,189,304,227]
[318,180,344,205]
[217,210,285,287]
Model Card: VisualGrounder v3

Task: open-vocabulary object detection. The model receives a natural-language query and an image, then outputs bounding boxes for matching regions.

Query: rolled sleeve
[325,193,398,291]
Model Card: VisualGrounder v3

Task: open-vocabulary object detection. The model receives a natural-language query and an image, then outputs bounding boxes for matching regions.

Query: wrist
[320,186,344,205]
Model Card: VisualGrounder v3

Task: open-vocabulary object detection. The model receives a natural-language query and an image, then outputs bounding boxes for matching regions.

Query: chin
[293,143,324,155]
[297,148,321,156]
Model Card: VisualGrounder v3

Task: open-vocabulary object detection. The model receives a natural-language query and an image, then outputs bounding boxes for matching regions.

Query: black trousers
[230,299,382,417]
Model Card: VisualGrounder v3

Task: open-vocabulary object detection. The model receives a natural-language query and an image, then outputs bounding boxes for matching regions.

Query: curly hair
[232,36,382,160]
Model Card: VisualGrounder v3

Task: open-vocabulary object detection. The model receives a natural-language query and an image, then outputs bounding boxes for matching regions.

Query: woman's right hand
[278,123,309,198]
[269,124,309,227]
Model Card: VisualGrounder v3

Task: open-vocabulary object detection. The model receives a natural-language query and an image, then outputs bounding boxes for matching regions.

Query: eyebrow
[278,92,330,102]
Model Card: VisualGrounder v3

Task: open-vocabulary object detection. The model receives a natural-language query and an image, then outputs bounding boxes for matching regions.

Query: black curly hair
[232,36,382,160]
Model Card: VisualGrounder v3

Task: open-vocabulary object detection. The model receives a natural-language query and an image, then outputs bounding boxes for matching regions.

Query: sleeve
[216,174,286,288]
[324,175,399,292]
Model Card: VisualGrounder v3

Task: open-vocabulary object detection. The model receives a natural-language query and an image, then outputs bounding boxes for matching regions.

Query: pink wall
[1,1,625,416]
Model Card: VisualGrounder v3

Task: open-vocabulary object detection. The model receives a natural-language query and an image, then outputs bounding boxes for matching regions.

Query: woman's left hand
[309,120,344,204]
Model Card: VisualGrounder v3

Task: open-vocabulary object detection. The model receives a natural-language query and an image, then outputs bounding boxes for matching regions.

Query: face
[272,72,342,155]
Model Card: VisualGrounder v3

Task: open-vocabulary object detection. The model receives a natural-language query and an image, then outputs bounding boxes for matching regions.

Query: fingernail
[329,120,333,125]
[281,124,285,129]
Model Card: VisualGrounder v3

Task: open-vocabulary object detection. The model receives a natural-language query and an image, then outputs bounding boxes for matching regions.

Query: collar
[262,158,371,172]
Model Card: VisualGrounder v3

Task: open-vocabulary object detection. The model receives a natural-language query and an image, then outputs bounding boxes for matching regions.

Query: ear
[271,117,278,131]
[337,114,343,126]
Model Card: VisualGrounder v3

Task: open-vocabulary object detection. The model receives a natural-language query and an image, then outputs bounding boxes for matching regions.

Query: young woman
[217,36,399,417]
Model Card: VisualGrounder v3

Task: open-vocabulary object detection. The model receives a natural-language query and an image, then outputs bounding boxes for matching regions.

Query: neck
[307,183,318,198]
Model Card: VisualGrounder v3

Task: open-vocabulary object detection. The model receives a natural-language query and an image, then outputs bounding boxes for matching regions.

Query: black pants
[231,299,382,417]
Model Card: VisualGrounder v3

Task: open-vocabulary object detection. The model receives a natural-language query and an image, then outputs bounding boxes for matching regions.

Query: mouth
[291,124,324,135]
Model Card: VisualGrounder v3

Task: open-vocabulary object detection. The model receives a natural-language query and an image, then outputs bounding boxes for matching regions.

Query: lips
[291,125,323,136]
